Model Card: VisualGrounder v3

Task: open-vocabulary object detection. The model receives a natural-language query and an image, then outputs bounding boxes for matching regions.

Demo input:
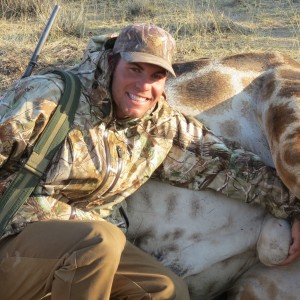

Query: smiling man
[0,23,299,300]
[111,60,167,119]
[110,24,174,119]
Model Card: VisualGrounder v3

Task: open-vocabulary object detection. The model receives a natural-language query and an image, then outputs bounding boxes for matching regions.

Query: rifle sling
[0,70,81,236]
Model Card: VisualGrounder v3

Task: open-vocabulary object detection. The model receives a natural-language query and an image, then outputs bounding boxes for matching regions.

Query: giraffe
[125,51,300,299]
[168,51,300,195]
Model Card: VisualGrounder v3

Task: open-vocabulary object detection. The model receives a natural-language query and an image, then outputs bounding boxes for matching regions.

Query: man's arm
[155,112,300,263]
[0,75,63,169]
[157,113,299,219]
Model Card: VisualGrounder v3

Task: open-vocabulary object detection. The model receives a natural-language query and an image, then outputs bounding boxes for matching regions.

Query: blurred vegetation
[0,0,299,91]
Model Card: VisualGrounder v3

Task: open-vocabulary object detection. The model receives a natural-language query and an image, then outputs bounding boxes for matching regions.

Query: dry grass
[0,0,299,91]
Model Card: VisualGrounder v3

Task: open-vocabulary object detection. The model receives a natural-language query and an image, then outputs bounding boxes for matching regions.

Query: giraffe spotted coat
[0,34,298,238]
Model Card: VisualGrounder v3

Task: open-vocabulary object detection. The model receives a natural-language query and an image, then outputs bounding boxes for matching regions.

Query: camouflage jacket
[0,34,299,238]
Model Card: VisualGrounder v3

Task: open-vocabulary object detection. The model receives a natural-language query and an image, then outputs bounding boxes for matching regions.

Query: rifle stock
[21,4,60,79]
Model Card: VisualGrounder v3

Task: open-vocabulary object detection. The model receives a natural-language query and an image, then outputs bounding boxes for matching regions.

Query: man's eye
[130,67,141,73]
[153,73,166,80]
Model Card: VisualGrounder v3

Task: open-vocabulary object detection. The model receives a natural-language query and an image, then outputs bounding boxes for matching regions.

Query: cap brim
[120,52,176,77]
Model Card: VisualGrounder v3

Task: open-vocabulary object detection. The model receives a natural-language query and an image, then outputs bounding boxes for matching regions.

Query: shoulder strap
[0,70,81,236]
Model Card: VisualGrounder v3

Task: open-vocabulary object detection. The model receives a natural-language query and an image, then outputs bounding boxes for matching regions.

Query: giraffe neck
[166,51,300,197]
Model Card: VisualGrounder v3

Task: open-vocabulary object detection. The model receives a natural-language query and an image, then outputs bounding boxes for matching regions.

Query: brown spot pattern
[259,72,277,101]
[222,52,282,72]
[172,59,212,76]
[133,227,155,248]
[174,71,234,111]
[276,156,297,193]
[278,80,300,98]
[189,197,202,218]
[162,228,185,241]
[219,119,241,139]
[282,54,300,69]
[189,232,202,242]
[266,103,297,145]
[165,193,178,220]
[141,189,153,209]
[280,69,300,81]
[283,140,300,166]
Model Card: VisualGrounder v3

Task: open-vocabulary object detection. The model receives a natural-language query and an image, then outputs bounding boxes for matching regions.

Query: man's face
[111,58,167,119]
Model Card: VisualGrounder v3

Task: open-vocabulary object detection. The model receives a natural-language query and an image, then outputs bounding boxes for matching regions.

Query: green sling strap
[0,70,82,237]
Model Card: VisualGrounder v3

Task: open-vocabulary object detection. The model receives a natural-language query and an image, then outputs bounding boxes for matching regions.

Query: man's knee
[112,241,190,299]
[79,220,126,260]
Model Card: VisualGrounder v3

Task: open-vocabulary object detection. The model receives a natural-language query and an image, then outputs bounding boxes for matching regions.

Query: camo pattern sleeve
[0,74,63,175]
[157,113,300,220]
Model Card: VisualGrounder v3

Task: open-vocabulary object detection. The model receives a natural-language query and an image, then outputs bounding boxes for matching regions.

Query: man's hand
[278,219,300,265]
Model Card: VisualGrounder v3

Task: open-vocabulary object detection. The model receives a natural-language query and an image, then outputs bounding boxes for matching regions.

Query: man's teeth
[129,93,148,102]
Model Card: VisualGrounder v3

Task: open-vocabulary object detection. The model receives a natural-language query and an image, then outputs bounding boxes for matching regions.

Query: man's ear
[104,36,117,50]
[108,52,114,65]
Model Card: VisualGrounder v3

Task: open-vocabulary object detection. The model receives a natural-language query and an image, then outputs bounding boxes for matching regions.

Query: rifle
[21,4,60,79]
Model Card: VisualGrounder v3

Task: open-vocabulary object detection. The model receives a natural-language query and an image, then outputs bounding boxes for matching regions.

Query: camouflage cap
[113,23,176,77]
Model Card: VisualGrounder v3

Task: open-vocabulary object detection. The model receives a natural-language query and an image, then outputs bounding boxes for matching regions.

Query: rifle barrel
[21,4,60,78]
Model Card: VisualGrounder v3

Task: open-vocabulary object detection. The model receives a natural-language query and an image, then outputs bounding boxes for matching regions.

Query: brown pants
[0,220,189,300]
